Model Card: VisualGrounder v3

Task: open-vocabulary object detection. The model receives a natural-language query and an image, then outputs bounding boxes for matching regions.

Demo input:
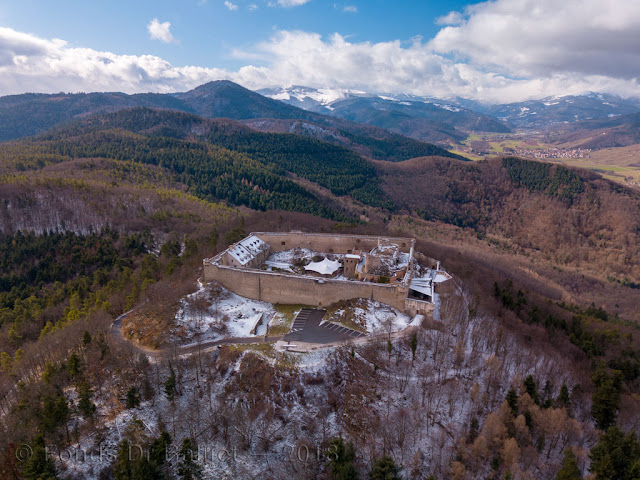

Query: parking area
[321,322,367,339]
[283,308,367,344]
[290,309,313,332]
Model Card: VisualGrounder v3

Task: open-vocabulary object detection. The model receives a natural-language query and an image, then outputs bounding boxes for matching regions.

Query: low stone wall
[405,298,435,317]
[204,263,409,311]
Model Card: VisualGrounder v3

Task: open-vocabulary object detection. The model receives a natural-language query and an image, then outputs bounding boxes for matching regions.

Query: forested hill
[0,81,463,163]
[0,92,193,141]
[6,107,400,218]
[170,81,467,162]
[174,80,308,120]
[378,155,640,280]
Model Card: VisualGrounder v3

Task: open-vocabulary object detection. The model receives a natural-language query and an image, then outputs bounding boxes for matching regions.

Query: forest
[31,108,398,214]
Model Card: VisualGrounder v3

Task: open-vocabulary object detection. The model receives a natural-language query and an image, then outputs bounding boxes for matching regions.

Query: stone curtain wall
[203,262,409,310]
[203,232,416,311]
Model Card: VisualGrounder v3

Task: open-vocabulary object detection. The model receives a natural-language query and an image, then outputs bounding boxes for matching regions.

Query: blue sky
[0,0,639,102]
[1,0,469,69]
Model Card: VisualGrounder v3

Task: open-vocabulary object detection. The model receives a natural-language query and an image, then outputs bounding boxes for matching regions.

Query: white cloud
[0,27,224,95]
[343,5,358,13]
[435,11,464,26]
[3,3,640,105]
[430,0,640,79]
[275,0,311,7]
[224,1,238,10]
[248,4,258,11]
[147,18,175,44]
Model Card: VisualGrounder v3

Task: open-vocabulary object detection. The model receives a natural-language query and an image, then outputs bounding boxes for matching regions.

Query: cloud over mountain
[1,0,640,104]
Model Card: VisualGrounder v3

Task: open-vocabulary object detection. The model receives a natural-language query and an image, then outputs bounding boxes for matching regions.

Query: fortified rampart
[203,232,431,313]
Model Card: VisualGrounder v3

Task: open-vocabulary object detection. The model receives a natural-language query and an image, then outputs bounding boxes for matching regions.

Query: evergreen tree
[77,381,96,418]
[82,331,92,345]
[589,427,640,480]
[40,394,69,435]
[22,435,58,480]
[524,375,539,405]
[506,388,518,417]
[591,366,622,430]
[556,448,581,480]
[542,380,554,408]
[150,430,172,467]
[327,437,359,480]
[66,353,80,378]
[42,362,56,383]
[208,228,219,250]
[467,417,479,443]
[557,383,571,408]
[177,438,202,480]
[165,363,177,402]
[224,219,246,245]
[131,456,160,480]
[125,387,140,409]
[113,440,133,480]
[370,456,402,480]
[524,410,533,430]
[410,332,418,363]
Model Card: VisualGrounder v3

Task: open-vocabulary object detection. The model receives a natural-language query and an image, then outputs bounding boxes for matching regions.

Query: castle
[203,232,448,316]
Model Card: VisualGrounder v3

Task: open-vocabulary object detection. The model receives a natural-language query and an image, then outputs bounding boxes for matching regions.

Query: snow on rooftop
[228,235,268,265]
[304,258,341,275]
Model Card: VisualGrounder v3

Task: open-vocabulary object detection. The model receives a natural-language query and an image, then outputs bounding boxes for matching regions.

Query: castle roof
[228,235,269,266]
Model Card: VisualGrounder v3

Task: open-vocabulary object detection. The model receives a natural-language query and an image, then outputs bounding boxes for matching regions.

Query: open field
[547,144,640,189]
[451,133,553,159]
[451,133,640,190]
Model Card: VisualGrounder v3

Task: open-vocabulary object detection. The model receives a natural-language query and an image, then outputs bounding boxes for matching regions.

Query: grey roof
[228,235,269,266]
[409,278,433,297]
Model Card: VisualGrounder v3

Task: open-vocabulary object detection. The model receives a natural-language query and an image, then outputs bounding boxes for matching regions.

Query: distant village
[509,147,592,159]
[459,142,592,159]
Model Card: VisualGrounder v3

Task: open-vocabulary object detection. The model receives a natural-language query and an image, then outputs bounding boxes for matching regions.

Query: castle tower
[343,253,360,279]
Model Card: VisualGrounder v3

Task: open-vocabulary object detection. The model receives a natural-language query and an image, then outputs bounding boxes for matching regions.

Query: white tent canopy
[304,258,341,275]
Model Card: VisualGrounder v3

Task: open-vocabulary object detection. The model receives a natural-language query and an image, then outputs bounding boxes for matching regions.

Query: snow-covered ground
[175,282,276,344]
[327,299,412,334]
[266,248,344,267]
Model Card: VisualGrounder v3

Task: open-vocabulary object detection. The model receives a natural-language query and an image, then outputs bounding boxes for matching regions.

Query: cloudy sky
[1,0,639,103]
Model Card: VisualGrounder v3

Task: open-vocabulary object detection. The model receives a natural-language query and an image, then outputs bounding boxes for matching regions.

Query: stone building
[204,232,441,316]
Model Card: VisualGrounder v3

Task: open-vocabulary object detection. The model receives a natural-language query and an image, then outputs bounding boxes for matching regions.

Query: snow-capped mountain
[260,86,640,132]
[258,85,373,113]
[482,92,640,128]
[259,86,512,143]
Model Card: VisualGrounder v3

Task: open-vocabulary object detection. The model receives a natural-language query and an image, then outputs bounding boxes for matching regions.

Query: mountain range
[260,86,640,140]
[3,81,640,149]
